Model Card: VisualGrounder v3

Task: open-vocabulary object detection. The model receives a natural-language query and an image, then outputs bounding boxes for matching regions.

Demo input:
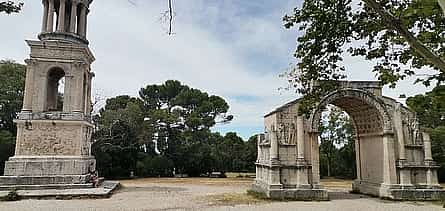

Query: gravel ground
[0,178,442,211]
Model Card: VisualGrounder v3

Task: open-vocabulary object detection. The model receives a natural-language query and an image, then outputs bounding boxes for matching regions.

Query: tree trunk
[327,156,331,177]
[363,0,445,73]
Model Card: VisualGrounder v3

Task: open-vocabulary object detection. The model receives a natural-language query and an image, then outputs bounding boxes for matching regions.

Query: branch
[168,0,173,35]
[362,0,445,73]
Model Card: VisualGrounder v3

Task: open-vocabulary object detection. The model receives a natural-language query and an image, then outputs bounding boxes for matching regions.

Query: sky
[0,0,433,140]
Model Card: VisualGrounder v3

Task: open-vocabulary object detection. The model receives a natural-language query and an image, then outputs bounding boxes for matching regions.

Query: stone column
[382,132,397,184]
[83,9,89,37]
[73,65,84,113]
[69,1,78,33]
[46,0,55,32]
[78,4,87,36]
[394,104,406,160]
[22,60,35,112]
[257,134,263,162]
[62,75,72,112]
[270,128,279,163]
[57,0,66,32]
[422,132,433,161]
[85,73,92,114]
[41,0,49,32]
[354,137,361,180]
[310,132,320,186]
[296,115,305,160]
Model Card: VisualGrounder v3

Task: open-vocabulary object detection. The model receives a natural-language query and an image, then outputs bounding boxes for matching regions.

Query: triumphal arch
[253,81,444,200]
[0,0,117,195]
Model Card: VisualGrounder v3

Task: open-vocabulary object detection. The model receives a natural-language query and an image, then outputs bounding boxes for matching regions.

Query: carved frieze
[16,122,80,156]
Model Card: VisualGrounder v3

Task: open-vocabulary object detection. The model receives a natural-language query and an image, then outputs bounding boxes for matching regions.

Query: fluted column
[296,115,305,160]
[57,0,66,32]
[382,132,397,184]
[46,0,55,32]
[22,60,36,112]
[310,132,321,185]
[270,127,279,162]
[422,132,433,161]
[41,0,49,32]
[257,134,263,162]
[69,1,78,33]
[73,64,85,113]
[78,4,87,36]
[83,9,89,37]
[394,104,406,160]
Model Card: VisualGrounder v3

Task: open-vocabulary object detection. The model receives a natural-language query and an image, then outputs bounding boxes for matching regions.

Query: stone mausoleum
[0,0,117,196]
[253,81,445,201]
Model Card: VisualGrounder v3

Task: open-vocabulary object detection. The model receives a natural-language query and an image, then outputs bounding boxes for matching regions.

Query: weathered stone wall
[254,81,444,200]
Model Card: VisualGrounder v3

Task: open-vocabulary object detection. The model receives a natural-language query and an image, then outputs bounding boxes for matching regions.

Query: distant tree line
[91,80,257,178]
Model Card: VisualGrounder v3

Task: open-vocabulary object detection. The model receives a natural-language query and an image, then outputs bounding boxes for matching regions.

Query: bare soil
[0,177,442,211]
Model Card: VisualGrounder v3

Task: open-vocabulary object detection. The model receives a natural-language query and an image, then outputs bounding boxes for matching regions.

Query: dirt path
[0,178,442,211]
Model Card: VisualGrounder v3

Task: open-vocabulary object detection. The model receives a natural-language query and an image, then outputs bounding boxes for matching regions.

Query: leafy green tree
[0,60,26,134]
[319,107,355,178]
[407,85,445,128]
[92,120,139,178]
[283,0,445,114]
[0,60,25,175]
[92,96,147,178]
[431,127,445,182]
[139,80,230,175]
[244,135,258,172]
[0,1,23,14]
[93,81,232,177]
[0,130,14,175]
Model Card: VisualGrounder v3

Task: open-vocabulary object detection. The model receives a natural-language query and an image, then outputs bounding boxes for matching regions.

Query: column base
[252,180,328,201]
[353,180,445,201]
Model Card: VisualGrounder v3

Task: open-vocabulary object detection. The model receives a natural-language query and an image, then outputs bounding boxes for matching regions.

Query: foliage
[431,127,445,182]
[0,130,15,175]
[92,120,140,179]
[0,61,24,175]
[319,106,356,178]
[92,80,255,178]
[407,86,445,181]
[407,85,445,128]
[0,60,26,134]
[0,1,23,14]
[283,0,445,114]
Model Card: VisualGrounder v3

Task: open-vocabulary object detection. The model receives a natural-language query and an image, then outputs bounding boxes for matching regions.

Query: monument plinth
[0,0,118,197]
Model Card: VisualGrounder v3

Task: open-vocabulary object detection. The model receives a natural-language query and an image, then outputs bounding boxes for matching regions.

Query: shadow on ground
[328,191,369,200]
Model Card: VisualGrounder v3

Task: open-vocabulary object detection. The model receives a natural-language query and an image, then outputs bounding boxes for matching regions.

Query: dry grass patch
[204,191,269,206]
[321,178,353,190]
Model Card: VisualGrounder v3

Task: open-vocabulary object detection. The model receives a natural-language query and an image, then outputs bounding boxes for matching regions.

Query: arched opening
[310,89,392,194]
[46,67,65,112]
[318,106,357,189]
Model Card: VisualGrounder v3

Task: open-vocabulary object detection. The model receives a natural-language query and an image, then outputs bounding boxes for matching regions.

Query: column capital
[24,59,38,66]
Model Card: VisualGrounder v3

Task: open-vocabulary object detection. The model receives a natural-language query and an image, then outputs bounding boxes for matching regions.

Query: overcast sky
[0,0,433,139]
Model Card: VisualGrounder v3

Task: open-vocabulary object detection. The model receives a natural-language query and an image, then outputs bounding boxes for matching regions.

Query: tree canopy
[319,106,356,178]
[0,60,25,134]
[0,1,23,14]
[284,0,445,114]
[0,60,25,175]
[92,80,255,178]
